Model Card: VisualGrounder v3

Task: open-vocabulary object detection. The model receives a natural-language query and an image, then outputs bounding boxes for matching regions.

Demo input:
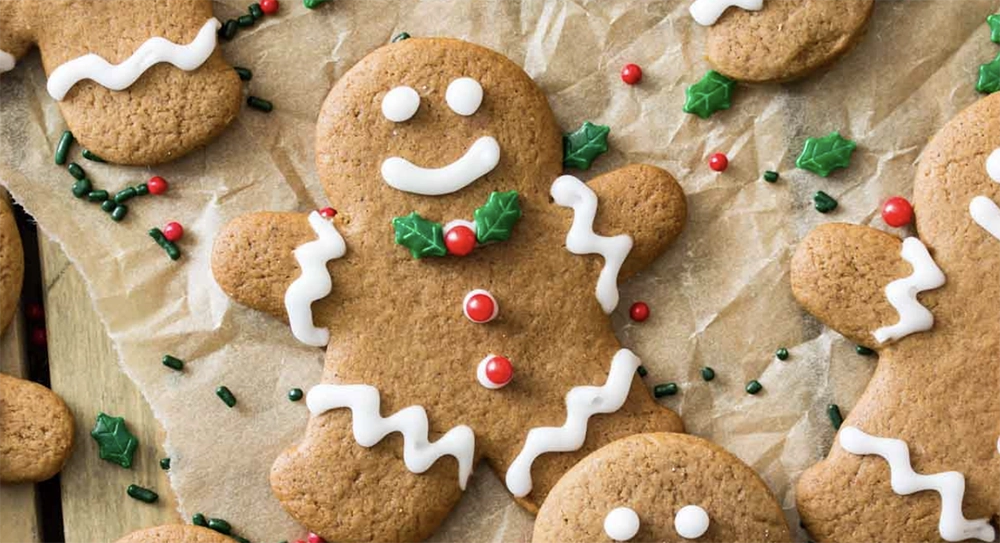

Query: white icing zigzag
[307,384,476,489]
[689,0,764,26]
[839,426,996,542]
[551,175,633,314]
[47,18,221,101]
[971,196,1000,242]
[873,237,945,344]
[284,211,347,347]
[505,349,641,497]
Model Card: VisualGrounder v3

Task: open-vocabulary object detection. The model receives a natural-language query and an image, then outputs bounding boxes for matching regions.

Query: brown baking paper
[1,0,995,539]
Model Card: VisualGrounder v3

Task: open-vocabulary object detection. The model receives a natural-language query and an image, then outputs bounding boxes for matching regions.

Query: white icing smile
[381,136,501,196]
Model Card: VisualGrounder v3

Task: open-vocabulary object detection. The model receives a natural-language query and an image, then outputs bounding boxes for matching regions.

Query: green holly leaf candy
[796,132,857,177]
[90,413,138,469]
[392,212,446,259]
[563,121,610,170]
[989,14,1000,43]
[474,191,522,244]
[977,52,1000,94]
[683,70,737,119]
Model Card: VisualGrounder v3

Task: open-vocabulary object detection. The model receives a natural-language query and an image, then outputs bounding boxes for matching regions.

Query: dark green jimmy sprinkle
[232,536,251,543]
[775,347,789,361]
[249,3,264,19]
[653,383,679,398]
[234,67,253,81]
[813,191,838,214]
[221,19,239,40]
[247,96,273,112]
[827,404,844,430]
[238,14,255,27]
[746,380,763,395]
[193,513,208,526]
[207,517,232,534]
[304,0,330,9]
[110,204,128,222]
[159,457,171,470]
[149,228,182,261]
[101,200,116,213]
[82,149,105,163]
[763,170,779,183]
[162,354,184,371]
[288,388,304,402]
[136,183,149,196]
[636,365,648,377]
[855,345,875,356]
[392,32,411,43]
[88,190,109,202]
[55,131,74,165]
[114,187,138,204]
[72,179,93,198]
[126,484,158,504]
[701,367,715,382]
[67,162,86,180]
[216,386,237,408]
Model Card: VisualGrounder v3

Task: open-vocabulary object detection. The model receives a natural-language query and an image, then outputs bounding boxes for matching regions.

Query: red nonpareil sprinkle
[30,328,47,347]
[620,63,643,85]
[25,303,44,321]
[307,534,326,543]
[881,196,914,228]
[318,207,337,219]
[708,153,728,172]
[162,222,184,242]
[445,225,476,256]
[629,301,650,322]
[260,0,279,14]
[147,176,169,195]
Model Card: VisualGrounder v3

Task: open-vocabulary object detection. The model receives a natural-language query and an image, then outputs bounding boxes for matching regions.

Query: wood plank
[39,236,180,543]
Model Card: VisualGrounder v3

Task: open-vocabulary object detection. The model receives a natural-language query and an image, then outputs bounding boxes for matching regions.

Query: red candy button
[445,221,477,256]
[629,301,650,322]
[620,63,643,85]
[463,289,498,324]
[882,196,913,228]
[318,207,337,219]
[709,153,728,172]
[307,534,326,543]
[477,355,513,389]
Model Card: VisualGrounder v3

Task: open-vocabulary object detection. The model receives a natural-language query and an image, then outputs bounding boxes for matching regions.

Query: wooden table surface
[2,190,180,542]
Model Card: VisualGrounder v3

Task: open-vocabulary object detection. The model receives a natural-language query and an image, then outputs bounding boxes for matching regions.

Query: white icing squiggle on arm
[307,384,476,489]
[0,50,15,74]
[971,196,1000,242]
[689,0,764,26]
[551,175,633,314]
[46,18,220,101]
[839,426,996,542]
[505,349,641,497]
[284,211,347,347]
[872,237,945,344]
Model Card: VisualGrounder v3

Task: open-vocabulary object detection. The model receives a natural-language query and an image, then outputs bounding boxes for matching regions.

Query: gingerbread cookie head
[0,0,242,165]
[213,38,689,541]
[533,433,791,543]
[0,197,23,333]
[791,93,999,542]
[690,0,874,83]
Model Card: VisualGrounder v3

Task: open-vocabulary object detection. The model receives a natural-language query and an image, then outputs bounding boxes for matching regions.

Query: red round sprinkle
[445,225,477,256]
[881,196,914,228]
[147,176,169,195]
[30,328,47,347]
[629,301,650,322]
[162,222,184,242]
[620,63,643,85]
[708,153,729,172]
[307,534,326,543]
[485,356,513,386]
[464,291,497,323]
[260,0,279,14]
[25,303,44,321]
[318,207,337,219]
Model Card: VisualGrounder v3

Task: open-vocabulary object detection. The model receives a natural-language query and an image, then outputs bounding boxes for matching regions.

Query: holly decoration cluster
[393,191,522,259]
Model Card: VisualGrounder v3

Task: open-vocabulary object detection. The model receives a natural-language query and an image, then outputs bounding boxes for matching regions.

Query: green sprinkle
[683,70,736,119]
[855,345,875,356]
[745,380,763,395]
[392,32,411,43]
[82,149,105,163]
[55,131,74,165]
[111,204,128,222]
[159,457,171,470]
[288,388,303,402]
[207,518,232,535]
[135,183,149,196]
[222,19,239,40]
[162,355,184,371]
[796,132,857,177]
[701,367,716,382]
[67,162,86,180]
[247,96,273,112]
[563,121,610,170]
[216,386,237,408]
[238,14,255,27]
[101,200,116,213]
[813,191,839,214]
[636,365,648,377]
[72,179,92,198]
[827,404,844,430]
[114,187,137,204]
[233,537,251,543]
[193,513,208,527]
[149,228,182,261]
[977,52,1000,94]
[234,67,253,81]
[91,413,138,468]
[989,14,1000,43]
[126,484,158,504]
[249,3,264,19]
[88,190,109,202]
[653,382,679,398]
[775,347,789,361]
[304,0,329,8]
[763,170,779,183]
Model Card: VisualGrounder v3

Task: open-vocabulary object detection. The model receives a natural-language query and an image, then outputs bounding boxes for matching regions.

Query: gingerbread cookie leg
[0,374,75,483]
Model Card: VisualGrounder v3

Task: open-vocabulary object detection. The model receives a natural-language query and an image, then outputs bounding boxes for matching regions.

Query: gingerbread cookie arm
[588,164,687,281]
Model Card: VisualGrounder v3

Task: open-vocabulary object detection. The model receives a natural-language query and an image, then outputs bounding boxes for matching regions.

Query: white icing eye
[382,86,420,123]
[604,507,640,541]
[674,505,710,539]
[445,77,483,116]
[986,147,1000,183]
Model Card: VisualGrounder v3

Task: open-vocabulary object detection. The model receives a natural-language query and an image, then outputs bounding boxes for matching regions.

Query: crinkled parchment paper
[1,0,996,539]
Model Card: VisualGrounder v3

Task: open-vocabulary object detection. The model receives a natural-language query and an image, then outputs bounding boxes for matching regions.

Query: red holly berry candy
[484,356,513,387]
[30,328,47,347]
[260,0,279,14]
[629,301,650,322]
[882,196,914,228]
[464,289,498,324]
[445,224,477,256]
[25,303,44,321]
[318,207,337,219]
[708,153,729,172]
[162,222,184,242]
[307,534,326,543]
[147,176,169,195]
[620,63,643,85]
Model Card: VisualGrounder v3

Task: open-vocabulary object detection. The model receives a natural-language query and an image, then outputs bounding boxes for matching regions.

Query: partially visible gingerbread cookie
[0,197,22,333]
[0,0,242,165]
[0,373,75,483]
[115,525,235,543]
[690,0,874,83]
[533,433,791,543]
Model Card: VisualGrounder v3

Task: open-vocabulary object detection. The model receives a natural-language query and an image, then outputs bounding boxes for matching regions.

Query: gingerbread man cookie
[212,38,688,541]
[689,0,874,83]
[791,93,1000,541]
[533,433,791,543]
[0,0,242,165]
[0,197,22,333]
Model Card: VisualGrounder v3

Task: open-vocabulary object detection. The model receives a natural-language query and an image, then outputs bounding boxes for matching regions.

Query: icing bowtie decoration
[392,191,521,259]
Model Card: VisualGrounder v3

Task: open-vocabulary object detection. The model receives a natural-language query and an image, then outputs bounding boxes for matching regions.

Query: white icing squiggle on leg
[970,196,1000,242]
[284,211,347,347]
[47,18,221,101]
[689,0,764,26]
[551,175,633,314]
[307,384,476,489]
[839,426,996,542]
[0,50,15,74]
[505,349,641,497]
[872,237,945,344]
